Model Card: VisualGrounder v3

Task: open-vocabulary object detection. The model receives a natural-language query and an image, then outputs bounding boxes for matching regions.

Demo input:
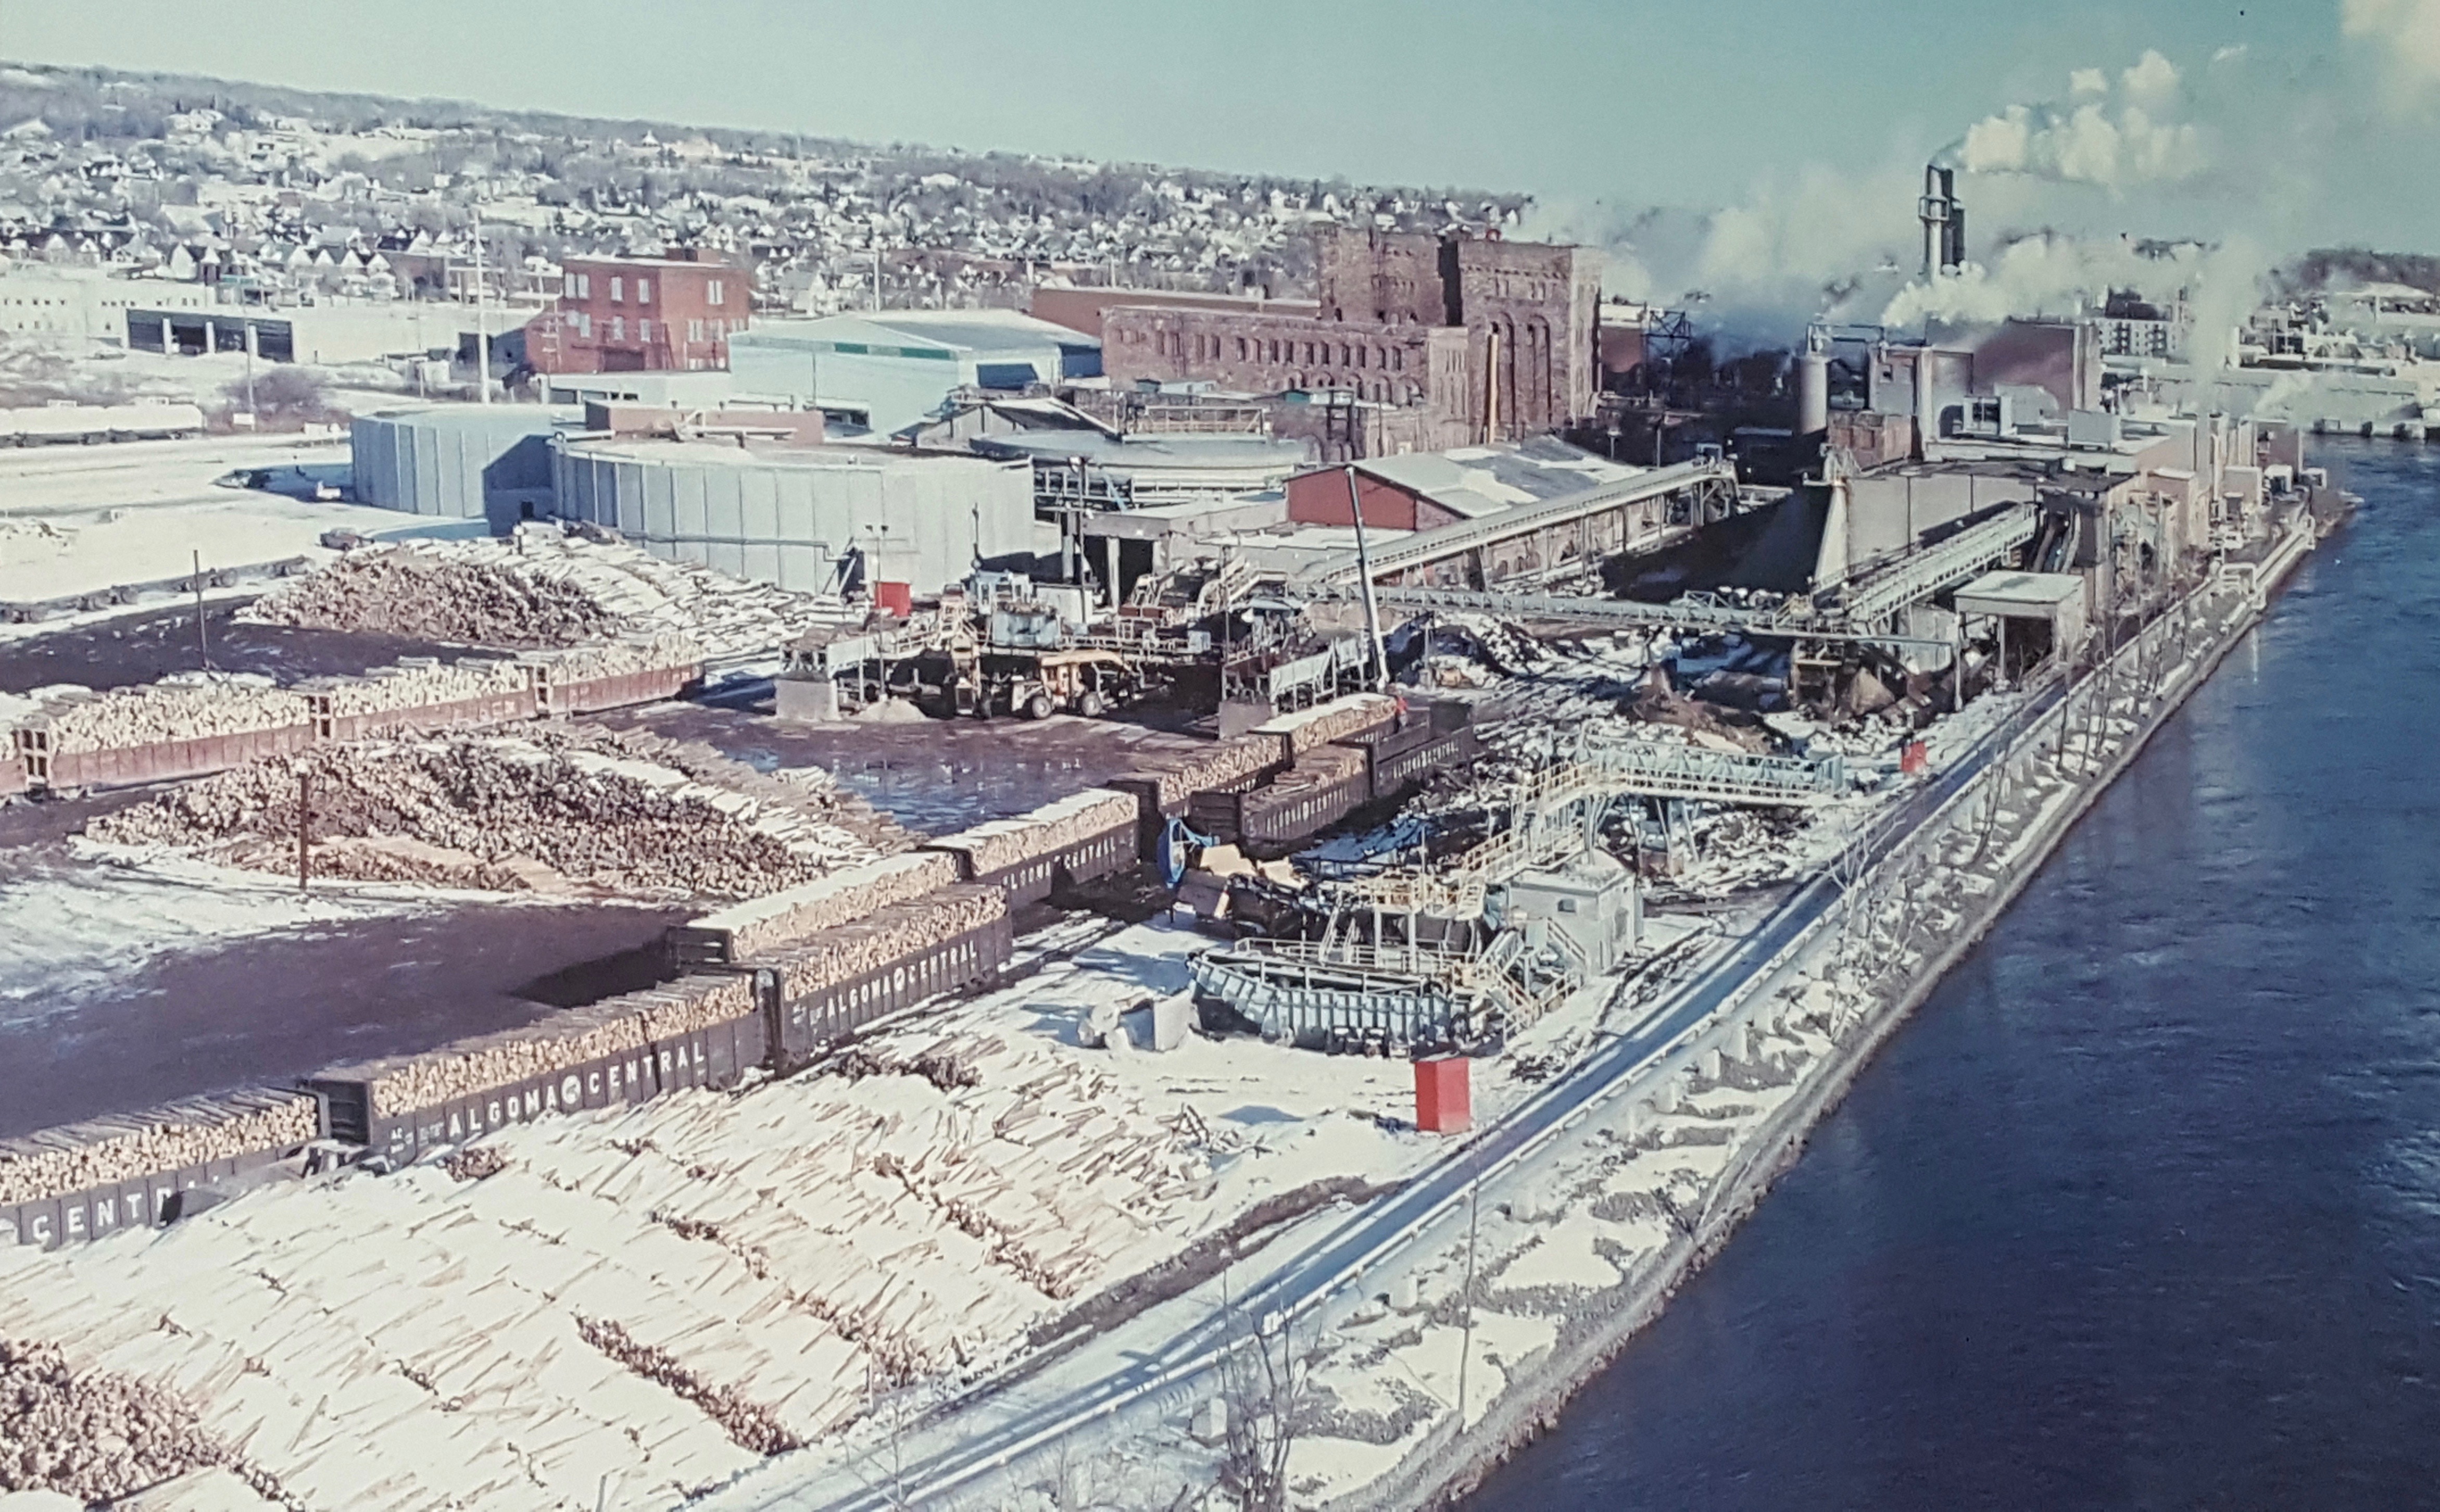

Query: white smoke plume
[1954,51,2208,192]
[2342,0,2440,103]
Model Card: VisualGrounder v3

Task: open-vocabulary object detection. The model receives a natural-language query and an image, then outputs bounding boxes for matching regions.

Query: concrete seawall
[1338,523,2328,1512]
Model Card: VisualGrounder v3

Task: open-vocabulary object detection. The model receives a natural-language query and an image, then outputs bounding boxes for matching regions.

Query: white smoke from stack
[1879,232,2191,329]
[2343,0,2440,102]
[1945,51,2209,194]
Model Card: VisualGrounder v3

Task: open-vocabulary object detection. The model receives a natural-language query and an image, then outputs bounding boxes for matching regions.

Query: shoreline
[1353,525,2328,1512]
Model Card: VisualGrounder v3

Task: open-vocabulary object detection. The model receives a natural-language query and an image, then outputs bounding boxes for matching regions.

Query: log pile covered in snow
[27,676,308,754]
[766,885,1007,1000]
[0,1093,318,1207]
[925,789,1137,878]
[83,730,882,899]
[0,1019,1216,1511]
[241,526,853,657]
[340,974,757,1120]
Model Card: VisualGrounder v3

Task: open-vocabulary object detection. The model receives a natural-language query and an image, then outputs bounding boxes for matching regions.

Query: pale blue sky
[3,1,2335,205]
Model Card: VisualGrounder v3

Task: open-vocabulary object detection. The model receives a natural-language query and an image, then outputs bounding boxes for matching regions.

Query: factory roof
[362,405,582,437]
[556,435,1022,471]
[735,308,1098,359]
[1341,437,1645,519]
[967,429,1313,472]
[1954,570,2086,620]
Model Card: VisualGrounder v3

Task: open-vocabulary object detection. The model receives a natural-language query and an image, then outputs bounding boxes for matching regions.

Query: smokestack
[1797,325,1830,437]
[1918,164,1964,278]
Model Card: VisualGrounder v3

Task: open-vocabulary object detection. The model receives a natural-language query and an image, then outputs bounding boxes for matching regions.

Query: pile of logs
[0,1338,262,1506]
[522,633,706,684]
[572,1317,801,1456]
[1128,734,1286,810]
[0,1092,317,1207]
[242,526,854,657]
[243,548,619,647]
[31,677,308,754]
[1254,691,1400,756]
[354,974,754,1119]
[927,789,1137,878]
[689,850,962,960]
[314,658,527,716]
[768,886,1007,1000]
[84,734,877,899]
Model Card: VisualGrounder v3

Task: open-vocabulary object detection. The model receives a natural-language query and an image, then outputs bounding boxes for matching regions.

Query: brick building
[1099,226,1599,451]
[524,250,748,375]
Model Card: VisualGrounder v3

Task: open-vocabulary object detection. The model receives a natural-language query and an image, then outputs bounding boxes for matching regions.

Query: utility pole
[192,550,209,669]
[296,767,312,891]
[1456,1138,1481,1427]
[1343,465,1390,691]
[242,323,257,422]
[470,211,491,406]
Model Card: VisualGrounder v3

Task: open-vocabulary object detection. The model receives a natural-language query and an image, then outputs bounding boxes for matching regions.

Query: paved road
[736,685,2063,1510]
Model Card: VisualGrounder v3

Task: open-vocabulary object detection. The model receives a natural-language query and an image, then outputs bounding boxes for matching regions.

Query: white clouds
[2342,0,2440,100]
[1954,48,2208,192]
[2120,48,2182,111]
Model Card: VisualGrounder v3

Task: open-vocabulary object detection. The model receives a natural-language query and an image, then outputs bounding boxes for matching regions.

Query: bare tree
[1215,1278,1316,1512]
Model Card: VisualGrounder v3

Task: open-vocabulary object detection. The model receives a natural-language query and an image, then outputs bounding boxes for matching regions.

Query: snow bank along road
[713,676,2070,1511]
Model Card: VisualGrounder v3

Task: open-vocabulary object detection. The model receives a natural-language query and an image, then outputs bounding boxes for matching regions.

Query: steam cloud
[2342,0,2440,98]
[1954,51,2208,192]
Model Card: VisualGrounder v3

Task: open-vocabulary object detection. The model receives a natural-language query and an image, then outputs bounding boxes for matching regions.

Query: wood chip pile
[342,973,755,1119]
[0,1093,317,1207]
[0,1338,276,1507]
[29,678,308,755]
[0,1015,1216,1510]
[1129,734,1287,810]
[241,525,856,657]
[925,789,1137,878]
[83,733,879,899]
[310,658,529,716]
[766,886,1007,1000]
[687,850,962,960]
[1254,691,1400,755]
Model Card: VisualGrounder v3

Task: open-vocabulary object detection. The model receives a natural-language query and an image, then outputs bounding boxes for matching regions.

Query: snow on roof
[1341,436,1644,519]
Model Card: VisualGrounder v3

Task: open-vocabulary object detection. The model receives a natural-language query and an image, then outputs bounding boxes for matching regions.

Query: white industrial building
[547,434,1036,595]
[0,265,211,345]
[726,309,1101,434]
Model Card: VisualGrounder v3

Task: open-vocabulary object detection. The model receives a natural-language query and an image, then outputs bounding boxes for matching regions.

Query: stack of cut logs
[0,1092,318,1207]
[927,789,1137,878]
[1132,735,1286,810]
[522,633,706,683]
[355,973,754,1119]
[694,851,963,960]
[84,735,875,899]
[767,886,1007,1000]
[0,1339,264,1506]
[34,679,308,754]
[1255,691,1400,755]
[315,658,528,715]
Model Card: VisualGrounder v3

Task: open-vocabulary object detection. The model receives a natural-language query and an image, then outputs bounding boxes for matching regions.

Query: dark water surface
[1470,439,2440,1510]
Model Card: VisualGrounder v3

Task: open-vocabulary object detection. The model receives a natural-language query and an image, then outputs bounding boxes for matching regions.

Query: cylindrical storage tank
[1797,351,1830,437]
[549,435,1035,597]
[351,407,576,528]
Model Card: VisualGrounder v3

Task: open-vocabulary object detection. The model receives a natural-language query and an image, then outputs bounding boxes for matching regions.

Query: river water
[1470,439,2440,1509]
